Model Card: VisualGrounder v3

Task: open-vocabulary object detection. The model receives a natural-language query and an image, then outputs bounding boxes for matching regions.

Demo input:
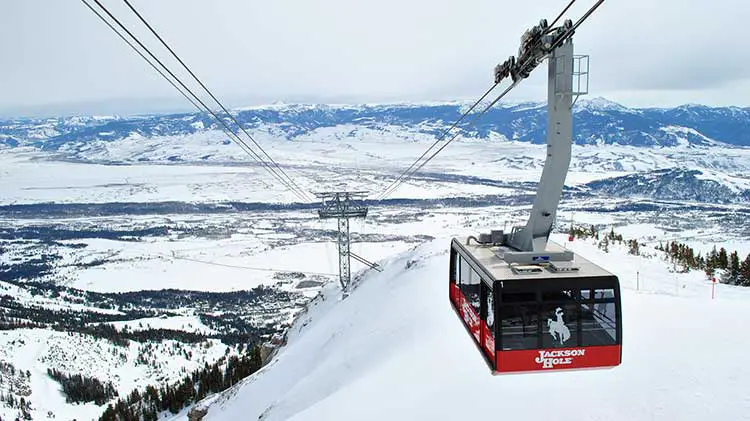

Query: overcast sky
[1,0,748,117]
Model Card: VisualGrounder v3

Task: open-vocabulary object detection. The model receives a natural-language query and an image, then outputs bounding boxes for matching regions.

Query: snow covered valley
[0,107,749,420]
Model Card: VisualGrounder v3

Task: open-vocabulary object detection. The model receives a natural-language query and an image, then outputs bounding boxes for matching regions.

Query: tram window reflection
[485,285,494,331]
[580,301,617,345]
[460,258,481,316]
[500,297,539,350]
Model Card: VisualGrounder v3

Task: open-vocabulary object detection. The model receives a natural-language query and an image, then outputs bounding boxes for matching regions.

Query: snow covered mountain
[2,98,750,151]
[584,168,750,204]
[169,236,750,421]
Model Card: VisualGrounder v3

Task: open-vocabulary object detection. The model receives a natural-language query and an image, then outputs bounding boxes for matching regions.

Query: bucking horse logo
[547,307,571,345]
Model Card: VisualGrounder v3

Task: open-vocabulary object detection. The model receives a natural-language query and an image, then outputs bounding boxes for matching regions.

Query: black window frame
[449,248,458,285]
[497,276,622,350]
[449,241,497,361]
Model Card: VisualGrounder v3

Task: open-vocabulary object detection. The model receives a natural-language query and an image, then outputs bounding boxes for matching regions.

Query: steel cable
[374,83,498,201]
[122,0,312,202]
[82,0,310,202]
[374,0,604,201]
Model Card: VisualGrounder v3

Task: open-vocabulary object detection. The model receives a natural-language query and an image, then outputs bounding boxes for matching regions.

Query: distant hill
[1,98,749,150]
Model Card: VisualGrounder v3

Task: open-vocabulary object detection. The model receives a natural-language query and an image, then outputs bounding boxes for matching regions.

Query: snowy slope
[182,236,750,421]
[0,329,231,421]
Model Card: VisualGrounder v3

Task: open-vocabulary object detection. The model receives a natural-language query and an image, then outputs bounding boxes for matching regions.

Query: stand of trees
[658,242,750,286]
[0,392,33,420]
[0,293,265,348]
[0,361,34,420]
[568,224,750,287]
[569,225,635,255]
[47,368,118,406]
[99,345,262,421]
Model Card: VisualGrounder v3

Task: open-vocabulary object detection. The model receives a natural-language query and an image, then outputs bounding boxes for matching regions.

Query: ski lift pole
[636,271,639,291]
[712,277,717,300]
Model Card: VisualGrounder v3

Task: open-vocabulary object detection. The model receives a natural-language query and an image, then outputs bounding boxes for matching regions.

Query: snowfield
[177,235,750,421]
[2,136,750,205]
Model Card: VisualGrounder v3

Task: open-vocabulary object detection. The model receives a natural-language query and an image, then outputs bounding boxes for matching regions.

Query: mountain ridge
[2,98,750,149]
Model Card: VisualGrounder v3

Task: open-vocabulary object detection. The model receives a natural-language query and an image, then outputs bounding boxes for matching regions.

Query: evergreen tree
[100,404,116,421]
[686,247,696,269]
[728,251,741,284]
[718,247,729,269]
[739,254,750,287]
[707,246,719,269]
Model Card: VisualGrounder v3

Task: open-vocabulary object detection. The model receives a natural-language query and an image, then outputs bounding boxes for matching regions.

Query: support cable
[550,0,604,50]
[82,0,310,202]
[547,0,577,29]
[374,83,498,201]
[378,81,519,200]
[122,0,312,203]
[86,0,302,201]
[161,253,338,277]
[80,0,203,112]
[374,0,603,201]
[349,251,382,272]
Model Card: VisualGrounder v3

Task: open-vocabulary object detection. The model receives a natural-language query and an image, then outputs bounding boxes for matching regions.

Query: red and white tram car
[449,238,622,374]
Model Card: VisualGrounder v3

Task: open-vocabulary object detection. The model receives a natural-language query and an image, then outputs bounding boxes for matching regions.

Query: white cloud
[0,0,748,116]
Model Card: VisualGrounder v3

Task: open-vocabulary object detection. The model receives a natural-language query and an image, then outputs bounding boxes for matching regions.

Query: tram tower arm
[475,19,583,263]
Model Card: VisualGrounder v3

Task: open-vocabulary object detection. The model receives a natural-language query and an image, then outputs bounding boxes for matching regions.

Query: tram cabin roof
[454,237,616,282]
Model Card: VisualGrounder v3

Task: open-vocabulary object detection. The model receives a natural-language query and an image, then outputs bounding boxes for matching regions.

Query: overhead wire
[375,0,602,201]
[378,81,519,200]
[82,0,601,206]
[81,0,311,203]
[160,253,338,277]
[121,0,312,203]
[85,0,306,202]
[79,0,203,113]
[374,83,498,201]
[547,0,577,29]
[550,0,604,49]
[349,251,382,272]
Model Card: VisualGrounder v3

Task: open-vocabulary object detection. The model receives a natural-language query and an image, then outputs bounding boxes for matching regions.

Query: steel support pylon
[315,191,368,289]
[337,217,350,289]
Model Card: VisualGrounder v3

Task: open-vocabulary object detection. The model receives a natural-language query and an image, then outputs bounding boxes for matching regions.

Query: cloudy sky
[1,0,748,116]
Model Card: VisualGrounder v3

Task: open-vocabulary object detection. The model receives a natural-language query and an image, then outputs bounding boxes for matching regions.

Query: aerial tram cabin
[449,14,622,374]
[449,238,622,374]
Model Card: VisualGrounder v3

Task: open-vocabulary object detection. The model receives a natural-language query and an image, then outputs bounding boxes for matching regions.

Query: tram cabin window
[500,292,539,350]
[460,258,481,316]
[579,289,617,346]
[541,302,578,349]
[485,284,494,333]
[501,286,619,350]
[451,250,460,284]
